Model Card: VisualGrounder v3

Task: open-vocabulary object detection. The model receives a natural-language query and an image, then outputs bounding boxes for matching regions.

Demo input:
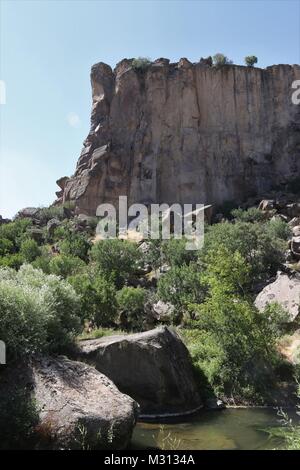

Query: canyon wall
[56,58,300,215]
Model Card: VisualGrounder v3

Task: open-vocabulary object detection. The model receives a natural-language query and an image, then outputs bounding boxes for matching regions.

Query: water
[131,408,298,450]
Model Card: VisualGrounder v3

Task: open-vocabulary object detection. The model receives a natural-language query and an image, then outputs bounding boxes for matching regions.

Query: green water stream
[132,408,298,450]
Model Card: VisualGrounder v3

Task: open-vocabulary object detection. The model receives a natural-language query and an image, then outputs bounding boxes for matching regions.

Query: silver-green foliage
[0,264,81,358]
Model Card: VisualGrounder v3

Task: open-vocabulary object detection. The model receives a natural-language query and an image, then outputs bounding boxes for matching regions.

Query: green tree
[132,57,151,70]
[49,254,85,278]
[69,271,117,326]
[116,286,146,330]
[0,238,14,256]
[20,239,41,262]
[158,263,205,319]
[184,248,286,398]
[90,239,141,288]
[245,55,258,67]
[201,220,286,286]
[213,53,233,66]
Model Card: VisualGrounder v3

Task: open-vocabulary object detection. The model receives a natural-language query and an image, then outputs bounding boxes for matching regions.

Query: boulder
[152,300,175,322]
[292,225,300,237]
[0,356,138,449]
[255,271,300,321]
[77,326,202,416]
[16,207,40,219]
[291,236,300,259]
[258,199,275,212]
[46,218,60,236]
[0,215,11,225]
[289,217,300,227]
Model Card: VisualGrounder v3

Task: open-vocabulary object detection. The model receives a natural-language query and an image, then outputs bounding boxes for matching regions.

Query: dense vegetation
[0,205,297,406]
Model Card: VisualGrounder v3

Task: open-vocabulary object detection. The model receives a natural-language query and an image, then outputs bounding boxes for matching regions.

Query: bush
[158,263,205,319]
[183,248,286,399]
[162,238,198,267]
[69,272,117,326]
[132,57,151,71]
[59,231,91,261]
[266,218,292,241]
[49,254,85,278]
[245,55,258,67]
[116,286,146,330]
[0,265,81,358]
[0,238,14,256]
[36,205,65,224]
[20,239,41,262]
[201,220,286,285]
[0,253,24,269]
[212,53,233,66]
[231,207,266,223]
[0,218,32,249]
[90,239,141,288]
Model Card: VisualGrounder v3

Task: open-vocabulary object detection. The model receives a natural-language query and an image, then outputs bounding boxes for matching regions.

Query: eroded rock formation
[77,326,202,416]
[57,58,300,215]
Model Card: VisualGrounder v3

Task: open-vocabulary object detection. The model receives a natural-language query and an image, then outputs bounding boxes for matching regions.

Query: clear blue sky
[0,0,299,218]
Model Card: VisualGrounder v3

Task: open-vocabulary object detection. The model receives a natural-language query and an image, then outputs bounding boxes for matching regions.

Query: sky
[0,0,299,218]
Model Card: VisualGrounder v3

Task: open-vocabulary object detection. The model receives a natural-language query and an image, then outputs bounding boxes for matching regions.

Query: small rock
[205,398,226,410]
[46,218,60,236]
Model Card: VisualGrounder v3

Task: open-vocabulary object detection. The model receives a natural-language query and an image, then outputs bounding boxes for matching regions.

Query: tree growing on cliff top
[212,53,233,66]
[245,55,258,67]
[132,57,152,71]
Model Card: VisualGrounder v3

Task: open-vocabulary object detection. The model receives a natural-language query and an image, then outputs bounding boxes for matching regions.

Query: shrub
[212,53,233,66]
[68,272,117,326]
[0,218,32,249]
[245,55,258,67]
[36,205,65,224]
[183,248,286,399]
[158,263,205,319]
[0,237,14,256]
[90,239,141,288]
[0,265,81,358]
[231,207,266,223]
[116,286,146,330]
[201,220,286,285]
[132,57,151,71]
[0,253,24,269]
[20,239,41,262]
[266,218,292,241]
[49,254,85,278]
[162,238,198,267]
[59,232,91,261]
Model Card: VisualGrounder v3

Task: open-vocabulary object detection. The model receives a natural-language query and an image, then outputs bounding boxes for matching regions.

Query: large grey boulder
[1,356,138,449]
[255,272,300,321]
[77,326,202,416]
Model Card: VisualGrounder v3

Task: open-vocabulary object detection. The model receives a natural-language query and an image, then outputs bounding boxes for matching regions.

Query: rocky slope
[56,58,300,215]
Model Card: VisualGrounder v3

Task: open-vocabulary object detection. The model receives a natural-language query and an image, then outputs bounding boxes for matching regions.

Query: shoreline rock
[77,326,202,416]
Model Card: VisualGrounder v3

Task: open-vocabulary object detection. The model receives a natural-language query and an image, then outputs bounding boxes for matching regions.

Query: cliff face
[57,58,300,215]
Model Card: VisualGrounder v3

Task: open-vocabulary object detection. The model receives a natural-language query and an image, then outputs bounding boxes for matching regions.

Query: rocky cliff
[56,58,300,215]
